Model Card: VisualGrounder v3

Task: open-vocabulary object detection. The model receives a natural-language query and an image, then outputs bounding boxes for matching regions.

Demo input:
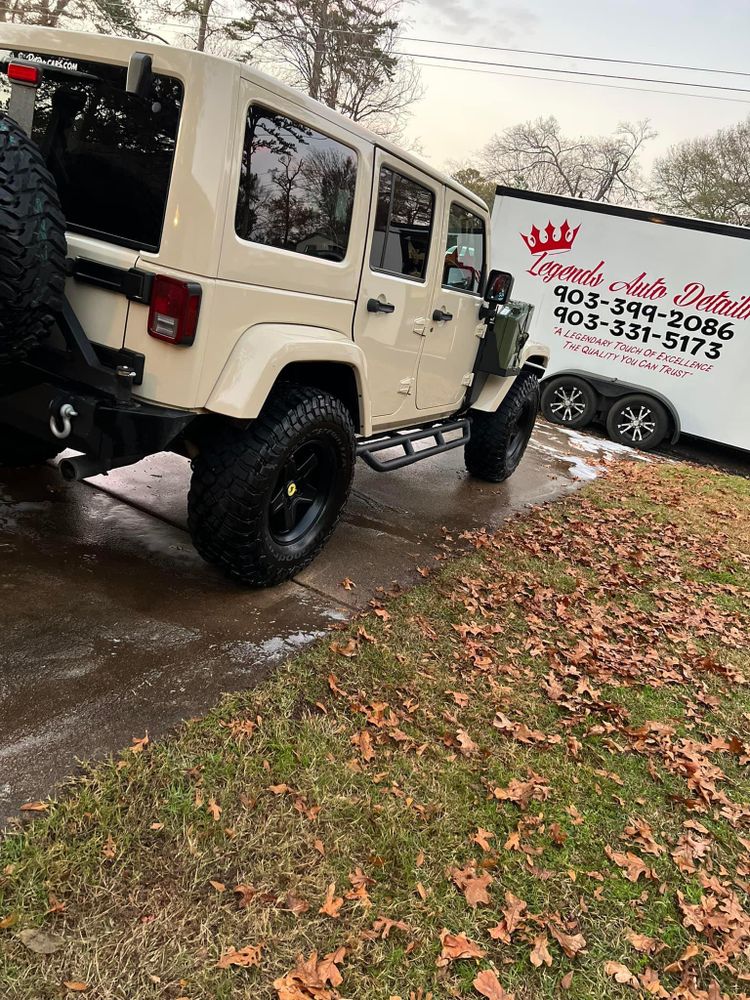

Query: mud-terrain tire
[541,374,597,429]
[605,393,669,451]
[0,115,67,363]
[188,385,356,586]
[465,372,540,483]
[0,425,62,467]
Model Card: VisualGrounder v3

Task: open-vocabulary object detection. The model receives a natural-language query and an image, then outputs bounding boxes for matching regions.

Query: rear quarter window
[235,105,357,262]
[0,51,183,251]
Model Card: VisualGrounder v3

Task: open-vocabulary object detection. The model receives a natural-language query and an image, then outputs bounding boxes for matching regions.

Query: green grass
[1,459,749,1000]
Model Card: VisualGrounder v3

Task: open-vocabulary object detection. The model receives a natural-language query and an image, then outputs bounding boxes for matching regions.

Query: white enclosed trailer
[491,186,750,451]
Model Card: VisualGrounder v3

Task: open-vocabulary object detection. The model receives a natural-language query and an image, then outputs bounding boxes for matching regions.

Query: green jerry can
[474,300,534,378]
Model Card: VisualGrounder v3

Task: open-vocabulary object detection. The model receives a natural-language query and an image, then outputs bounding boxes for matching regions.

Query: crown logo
[521,220,580,255]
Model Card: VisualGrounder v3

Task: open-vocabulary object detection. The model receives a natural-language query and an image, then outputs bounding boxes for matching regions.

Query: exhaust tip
[59,459,78,482]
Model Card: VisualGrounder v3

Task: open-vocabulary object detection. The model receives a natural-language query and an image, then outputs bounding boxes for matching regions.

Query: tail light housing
[147,275,201,346]
[7,62,43,87]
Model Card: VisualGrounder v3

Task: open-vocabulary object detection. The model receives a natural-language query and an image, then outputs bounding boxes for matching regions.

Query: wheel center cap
[287,481,297,498]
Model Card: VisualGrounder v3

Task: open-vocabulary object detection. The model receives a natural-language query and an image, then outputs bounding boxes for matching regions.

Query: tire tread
[0,115,67,363]
[465,372,540,482]
[188,384,355,586]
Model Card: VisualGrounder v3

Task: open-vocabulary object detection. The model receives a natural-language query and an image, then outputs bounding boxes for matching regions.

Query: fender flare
[205,323,372,433]
[470,340,550,412]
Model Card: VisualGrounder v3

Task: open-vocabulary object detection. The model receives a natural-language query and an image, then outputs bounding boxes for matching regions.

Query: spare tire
[0,114,67,363]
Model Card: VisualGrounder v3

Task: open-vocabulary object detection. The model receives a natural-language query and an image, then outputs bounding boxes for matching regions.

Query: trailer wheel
[0,425,62,467]
[465,372,539,483]
[188,384,355,587]
[541,375,597,429]
[0,115,67,364]
[605,394,669,451]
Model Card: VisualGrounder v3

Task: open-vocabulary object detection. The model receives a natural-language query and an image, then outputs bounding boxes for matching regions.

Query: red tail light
[147,275,201,346]
[7,62,42,86]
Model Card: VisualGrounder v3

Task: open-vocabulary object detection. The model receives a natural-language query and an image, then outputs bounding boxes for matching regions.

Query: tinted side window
[235,107,357,262]
[369,167,433,280]
[443,204,485,293]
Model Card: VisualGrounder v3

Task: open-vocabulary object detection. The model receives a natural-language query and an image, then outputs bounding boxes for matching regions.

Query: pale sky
[401,0,750,172]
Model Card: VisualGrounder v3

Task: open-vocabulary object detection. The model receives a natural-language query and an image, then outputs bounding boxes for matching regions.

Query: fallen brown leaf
[130,733,149,754]
[604,961,638,986]
[351,730,375,762]
[626,930,660,954]
[273,948,346,997]
[330,638,359,658]
[438,928,486,964]
[548,923,586,958]
[216,944,262,969]
[450,864,492,907]
[529,933,552,968]
[282,891,309,916]
[472,828,494,851]
[456,729,479,756]
[17,927,65,955]
[318,882,343,918]
[234,883,256,907]
[488,892,527,943]
[473,968,513,999]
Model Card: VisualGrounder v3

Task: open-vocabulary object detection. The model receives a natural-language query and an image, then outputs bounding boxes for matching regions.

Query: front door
[416,198,487,410]
[354,152,441,420]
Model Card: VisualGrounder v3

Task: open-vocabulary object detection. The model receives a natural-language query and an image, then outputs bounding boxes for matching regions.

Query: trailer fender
[205,323,371,433]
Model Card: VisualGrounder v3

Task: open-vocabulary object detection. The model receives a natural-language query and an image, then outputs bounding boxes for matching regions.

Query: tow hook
[50,402,78,440]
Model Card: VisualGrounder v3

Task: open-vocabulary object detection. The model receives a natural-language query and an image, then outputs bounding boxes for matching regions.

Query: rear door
[416,195,487,410]
[354,151,442,420]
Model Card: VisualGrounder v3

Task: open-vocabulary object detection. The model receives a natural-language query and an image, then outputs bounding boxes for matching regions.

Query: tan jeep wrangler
[0,26,549,586]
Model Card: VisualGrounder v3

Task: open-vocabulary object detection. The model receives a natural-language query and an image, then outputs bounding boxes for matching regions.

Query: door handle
[432,308,453,322]
[367,297,395,314]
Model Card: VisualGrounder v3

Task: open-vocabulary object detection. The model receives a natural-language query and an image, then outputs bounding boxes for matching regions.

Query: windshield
[0,51,183,251]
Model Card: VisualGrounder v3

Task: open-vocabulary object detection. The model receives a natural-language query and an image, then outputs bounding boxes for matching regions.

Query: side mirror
[126,52,153,99]
[483,269,514,304]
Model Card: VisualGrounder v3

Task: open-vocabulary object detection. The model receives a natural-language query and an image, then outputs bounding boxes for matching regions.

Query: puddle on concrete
[225,627,328,669]
[530,424,651,482]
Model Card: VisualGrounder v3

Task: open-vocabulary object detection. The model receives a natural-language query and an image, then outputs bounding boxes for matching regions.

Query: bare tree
[1,0,141,34]
[651,117,750,225]
[161,0,243,53]
[228,0,422,140]
[480,116,655,205]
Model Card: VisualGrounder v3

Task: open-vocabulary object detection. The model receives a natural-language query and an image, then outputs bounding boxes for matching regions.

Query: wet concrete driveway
[0,422,627,825]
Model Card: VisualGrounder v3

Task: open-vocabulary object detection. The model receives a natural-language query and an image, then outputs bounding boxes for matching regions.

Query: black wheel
[0,425,62,467]
[0,115,67,363]
[605,394,669,451]
[465,372,540,483]
[541,375,597,429]
[188,385,356,586]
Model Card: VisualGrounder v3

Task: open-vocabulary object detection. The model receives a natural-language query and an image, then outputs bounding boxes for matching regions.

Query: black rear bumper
[0,300,195,468]
[0,375,194,466]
